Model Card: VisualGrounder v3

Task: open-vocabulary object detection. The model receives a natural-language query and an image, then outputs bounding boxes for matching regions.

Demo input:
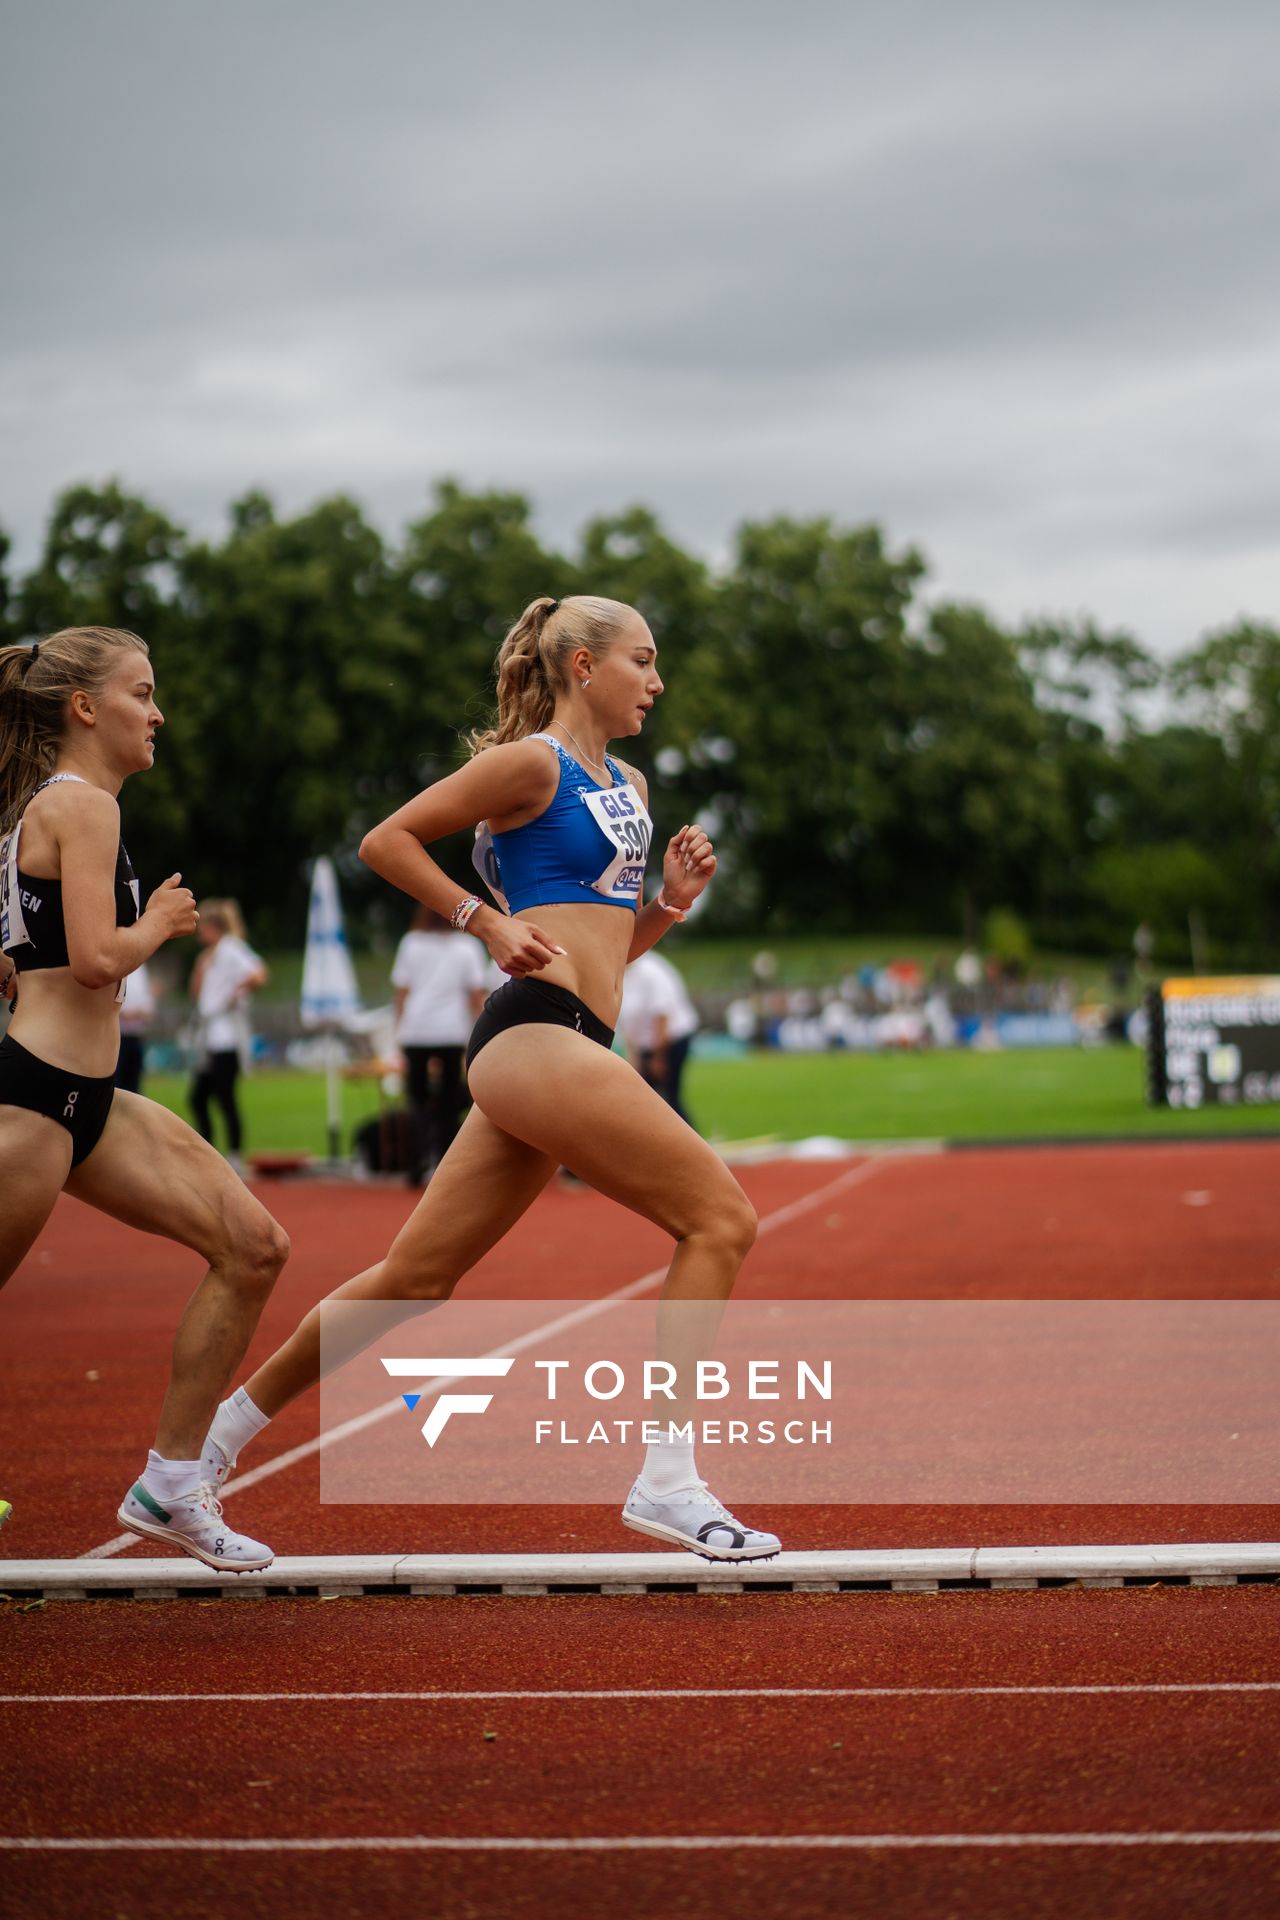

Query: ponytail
[0,645,44,836]
[469,594,636,755]
[468,595,559,753]
[0,626,149,833]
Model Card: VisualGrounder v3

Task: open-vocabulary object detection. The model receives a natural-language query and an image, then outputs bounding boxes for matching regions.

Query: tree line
[2,480,1275,966]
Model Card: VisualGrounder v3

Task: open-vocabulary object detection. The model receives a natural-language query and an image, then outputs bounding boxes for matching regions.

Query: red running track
[3,1142,1278,1919]
[2,1587,1279,1919]
[1,1143,1278,1557]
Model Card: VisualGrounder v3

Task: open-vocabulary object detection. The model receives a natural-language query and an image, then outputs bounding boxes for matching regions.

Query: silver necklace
[548,719,610,780]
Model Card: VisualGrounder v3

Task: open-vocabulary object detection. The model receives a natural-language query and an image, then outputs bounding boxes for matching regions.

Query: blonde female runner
[204,595,779,1560]
[0,627,289,1570]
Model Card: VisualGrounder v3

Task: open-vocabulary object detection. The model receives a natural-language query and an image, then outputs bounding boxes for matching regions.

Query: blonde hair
[468,595,637,754]
[0,626,149,833]
[198,898,248,941]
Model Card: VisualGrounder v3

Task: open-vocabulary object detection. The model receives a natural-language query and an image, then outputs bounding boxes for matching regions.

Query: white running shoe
[621,1478,781,1562]
[116,1479,273,1572]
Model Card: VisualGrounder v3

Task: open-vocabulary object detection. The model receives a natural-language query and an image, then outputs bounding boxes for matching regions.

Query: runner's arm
[359,743,564,976]
[622,771,717,963]
[57,788,196,989]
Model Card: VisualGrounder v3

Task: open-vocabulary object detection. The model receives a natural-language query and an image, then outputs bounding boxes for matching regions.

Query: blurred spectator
[725,996,757,1043]
[1133,920,1155,979]
[954,948,982,991]
[392,904,489,1184]
[619,949,700,1126]
[1108,955,1132,997]
[190,899,268,1168]
[747,949,778,1047]
[885,959,923,1004]
[922,987,956,1048]
[115,960,157,1094]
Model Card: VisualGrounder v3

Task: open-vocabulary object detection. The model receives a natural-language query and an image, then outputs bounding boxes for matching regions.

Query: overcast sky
[2,0,1277,654]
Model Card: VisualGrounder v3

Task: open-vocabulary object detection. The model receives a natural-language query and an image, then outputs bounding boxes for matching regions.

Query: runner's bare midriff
[510,899,635,1029]
[7,971,124,1078]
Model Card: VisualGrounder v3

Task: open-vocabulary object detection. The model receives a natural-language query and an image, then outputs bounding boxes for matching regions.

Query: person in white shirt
[617,947,699,1126]
[114,958,157,1094]
[189,899,267,1161]
[391,904,489,1182]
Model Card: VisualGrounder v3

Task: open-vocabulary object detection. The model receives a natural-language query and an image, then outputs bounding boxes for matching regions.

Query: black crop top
[1,775,141,976]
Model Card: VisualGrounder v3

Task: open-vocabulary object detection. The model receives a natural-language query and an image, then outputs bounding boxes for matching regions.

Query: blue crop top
[473,733,653,915]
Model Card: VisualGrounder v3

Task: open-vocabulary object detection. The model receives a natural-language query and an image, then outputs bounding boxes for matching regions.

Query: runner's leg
[468,1028,774,1558]
[240,1104,558,1417]
[466,1025,756,1299]
[0,1109,73,1286]
[65,1091,289,1456]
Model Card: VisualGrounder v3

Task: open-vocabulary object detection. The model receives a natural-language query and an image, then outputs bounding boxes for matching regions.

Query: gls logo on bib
[581,783,652,902]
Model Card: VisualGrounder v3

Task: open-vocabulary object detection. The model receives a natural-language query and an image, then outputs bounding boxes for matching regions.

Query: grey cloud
[1,0,1277,655]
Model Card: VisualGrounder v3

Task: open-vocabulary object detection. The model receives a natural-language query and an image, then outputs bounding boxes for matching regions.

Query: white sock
[641,1422,700,1496]
[207,1385,271,1471]
[142,1451,202,1502]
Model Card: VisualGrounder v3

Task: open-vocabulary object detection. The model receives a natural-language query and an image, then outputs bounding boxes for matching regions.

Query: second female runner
[0,626,290,1570]
[205,595,779,1560]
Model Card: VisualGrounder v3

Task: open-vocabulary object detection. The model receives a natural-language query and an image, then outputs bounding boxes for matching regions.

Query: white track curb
[1,1544,1276,1599]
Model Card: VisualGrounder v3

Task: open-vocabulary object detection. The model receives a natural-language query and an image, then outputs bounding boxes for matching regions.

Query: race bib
[2,776,85,958]
[0,823,29,953]
[580,782,653,902]
[472,823,510,914]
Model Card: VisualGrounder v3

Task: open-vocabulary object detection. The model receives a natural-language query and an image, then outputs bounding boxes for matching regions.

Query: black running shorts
[466,979,615,1071]
[0,1033,116,1166]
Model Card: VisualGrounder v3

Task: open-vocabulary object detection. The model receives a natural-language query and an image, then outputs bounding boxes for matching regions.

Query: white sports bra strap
[529,731,573,760]
[31,773,89,796]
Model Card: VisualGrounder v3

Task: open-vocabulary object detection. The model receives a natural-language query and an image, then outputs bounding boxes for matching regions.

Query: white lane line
[4,1833,1280,1852]
[81,1156,897,1561]
[4,1683,1280,1705]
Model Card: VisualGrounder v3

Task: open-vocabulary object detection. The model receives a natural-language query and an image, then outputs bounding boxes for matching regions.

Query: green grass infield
[139,1044,1277,1159]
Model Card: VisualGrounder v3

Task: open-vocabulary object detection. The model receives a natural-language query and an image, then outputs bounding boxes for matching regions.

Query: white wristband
[655,889,688,922]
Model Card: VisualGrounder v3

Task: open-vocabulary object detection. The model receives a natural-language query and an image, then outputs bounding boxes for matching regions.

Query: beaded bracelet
[451,894,483,933]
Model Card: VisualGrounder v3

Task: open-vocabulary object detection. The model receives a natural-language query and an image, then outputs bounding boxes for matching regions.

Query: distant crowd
[722,950,1087,1054]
